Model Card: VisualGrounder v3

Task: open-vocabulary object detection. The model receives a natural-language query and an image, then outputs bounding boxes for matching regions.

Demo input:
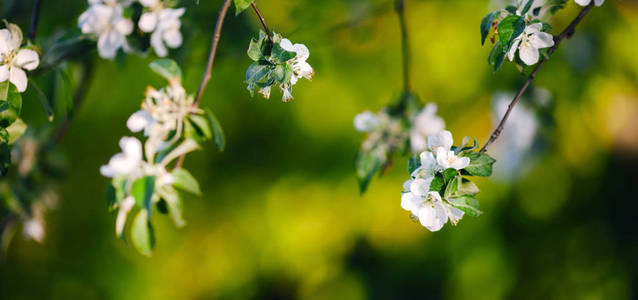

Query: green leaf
[157,186,186,227]
[488,42,506,72]
[171,168,201,196]
[520,0,535,15]
[444,175,462,200]
[150,59,182,81]
[442,168,458,183]
[0,84,22,128]
[105,183,117,211]
[0,142,10,176]
[131,176,156,214]
[505,5,518,14]
[233,0,253,15]
[245,62,271,83]
[447,195,483,217]
[408,155,420,174]
[497,15,525,54]
[356,148,383,194]
[29,79,54,122]
[5,118,26,144]
[459,179,480,196]
[0,81,8,101]
[461,152,496,177]
[205,108,226,152]
[271,43,296,64]
[188,114,212,140]
[131,210,155,257]
[429,173,445,194]
[541,22,553,33]
[247,38,263,61]
[480,11,500,45]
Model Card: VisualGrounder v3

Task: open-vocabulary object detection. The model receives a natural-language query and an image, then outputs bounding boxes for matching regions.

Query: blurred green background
[2,0,638,299]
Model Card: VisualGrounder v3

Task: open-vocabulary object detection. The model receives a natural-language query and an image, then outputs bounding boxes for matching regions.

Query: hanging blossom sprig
[101,59,224,256]
[241,2,314,102]
[353,0,446,194]
[480,0,600,151]
[401,131,494,231]
[78,0,186,59]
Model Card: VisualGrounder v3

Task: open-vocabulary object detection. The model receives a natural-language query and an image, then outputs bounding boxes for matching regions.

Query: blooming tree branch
[250,2,273,41]
[480,2,595,153]
[175,0,231,169]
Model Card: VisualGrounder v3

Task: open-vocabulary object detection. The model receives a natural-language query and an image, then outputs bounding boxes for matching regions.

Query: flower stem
[395,0,411,93]
[175,0,231,169]
[480,3,595,153]
[27,0,44,41]
[251,2,273,42]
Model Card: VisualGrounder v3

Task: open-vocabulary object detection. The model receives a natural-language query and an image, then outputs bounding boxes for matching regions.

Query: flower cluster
[0,22,39,93]
[101,59,224,256]
[354,93,446,193]
[78,0,185,59]
[481,0,578,71]
[245,31,314,102]
[402,131,495,231]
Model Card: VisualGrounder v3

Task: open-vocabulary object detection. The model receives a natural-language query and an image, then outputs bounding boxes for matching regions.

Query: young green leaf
[131,210,155,257]
[131,176,156,214]
[444,175,462,200]
[0,81,8,101]
[448,195,483,217]
[171,168,201,196]
[429,173,445,194]
[271,43,296,64]
[520,0,535,15]
[188,114,213,140]
[408,155,421,174]
[489,43,506,72]
[150,59,182,81]
[156,186,186,227]
[247,38,263,61]
[205,108,226,152]
[233,0,254,15]
[497,15,525,54]
[356,148,383,194]
[459,179,480,196]
[0,84,22,128]
[442,168,458,183]
[480,11,500,45]
[461,152,496,177]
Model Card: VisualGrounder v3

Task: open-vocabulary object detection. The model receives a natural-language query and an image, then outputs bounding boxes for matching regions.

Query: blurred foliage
[1,0,638,299]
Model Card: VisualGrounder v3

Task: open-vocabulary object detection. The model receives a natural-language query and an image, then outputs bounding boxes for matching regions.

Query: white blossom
[78,0,134,59]
[100,136,144,178]
[279,38,314,86]
[0,23,39,92]
[410,103,446,153]
[427,130,454,152]
[507,23,554,66]
[354,111,381,132]
[138,0,185,57]
[574,0,604,7]
[401,189,463,232]
[435,147,470,170]
[115,196,135,236]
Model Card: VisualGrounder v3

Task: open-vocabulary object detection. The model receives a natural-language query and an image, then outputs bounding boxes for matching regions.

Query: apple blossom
[78,0,134,59]
[138,0,185,57]
[410,103,446,153]
[507,23,554,65]
[279,38,314,86]
[0,23,39,92]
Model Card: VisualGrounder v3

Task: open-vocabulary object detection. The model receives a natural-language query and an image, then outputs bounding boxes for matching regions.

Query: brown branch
[27,0,43,41]
[480,3,595,153]
[251,2,273,41]
[395,0,411,93]
[175,0,231,169]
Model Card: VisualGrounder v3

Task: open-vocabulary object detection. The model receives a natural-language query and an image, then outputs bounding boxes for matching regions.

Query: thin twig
[175,0,231,168]
[53,60,95,144]
[395,0,411,93]
[480,3,595,152]
[27,0,43,41]
[251,2,273,41]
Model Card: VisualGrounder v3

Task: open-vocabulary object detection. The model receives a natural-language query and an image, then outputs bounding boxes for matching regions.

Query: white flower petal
[279,38,294,51]
[418,197,448,232]
[0,29,13,55]
[97,30,122,59]
[293,43,310,61]
[451,157,471,170]
[0,65,9,82]
[507,38,521,61]
[14,49,40,70]
[594,0,604,6]
[127,110,154,133]
[401,192,423,214]
[9,66,28,92]
[574,0,590,6]
[529,32,554,49]
[120,137,143,164]
[138,12,158,32]
[151,31,168,57]
[519,43,540,65]
[410,177,433,196]
[115,196,135,237]
[163,29,183,48]
[428,130,454,151]
[354,111,380,132]
[116,18,134,35]
[446,204,464,226]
